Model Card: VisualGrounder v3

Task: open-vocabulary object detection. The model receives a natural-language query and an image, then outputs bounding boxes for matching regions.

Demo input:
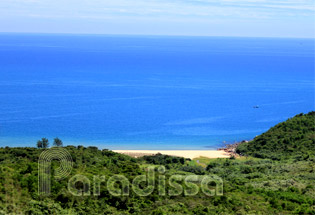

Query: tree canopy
[36,138,49,148]
[53,137,63,147]
[236,111,315,160]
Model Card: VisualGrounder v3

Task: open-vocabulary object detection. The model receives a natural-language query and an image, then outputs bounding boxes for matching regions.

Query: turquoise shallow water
[0,34,314,149]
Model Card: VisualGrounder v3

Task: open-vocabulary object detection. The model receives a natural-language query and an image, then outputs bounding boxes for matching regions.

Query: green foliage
[237,111,315,160]
[0,145,314,214]
[53,137,63,147]
[140,153,187,167]
[36,138,49,148]
[179,165,205,175]
[0,112,314,214]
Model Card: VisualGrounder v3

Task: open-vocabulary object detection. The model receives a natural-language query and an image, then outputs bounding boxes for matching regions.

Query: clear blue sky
[0,0,314,38]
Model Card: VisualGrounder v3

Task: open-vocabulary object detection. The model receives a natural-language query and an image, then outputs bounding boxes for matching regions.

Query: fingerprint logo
[38,147,73,196]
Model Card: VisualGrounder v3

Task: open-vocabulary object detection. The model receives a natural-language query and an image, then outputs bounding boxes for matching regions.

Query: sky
[0,0,314,38]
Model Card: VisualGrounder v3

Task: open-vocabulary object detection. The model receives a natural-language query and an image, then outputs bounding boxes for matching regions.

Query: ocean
[0,33,314,149]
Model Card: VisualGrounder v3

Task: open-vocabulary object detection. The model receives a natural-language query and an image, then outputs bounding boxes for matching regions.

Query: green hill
[0,113,314,214]
[236,111,315,160]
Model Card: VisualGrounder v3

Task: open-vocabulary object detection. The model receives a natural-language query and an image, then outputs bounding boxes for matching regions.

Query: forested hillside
[0,112,314,214]
[236,111,315,160]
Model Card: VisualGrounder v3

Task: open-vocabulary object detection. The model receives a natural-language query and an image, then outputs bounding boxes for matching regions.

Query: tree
[42,138,49,148]
[36,140,43,148]
[53,137,63,147]
[37,138,49,148]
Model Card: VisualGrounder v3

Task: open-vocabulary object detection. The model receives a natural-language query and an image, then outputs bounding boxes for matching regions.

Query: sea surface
[0,33,314,149]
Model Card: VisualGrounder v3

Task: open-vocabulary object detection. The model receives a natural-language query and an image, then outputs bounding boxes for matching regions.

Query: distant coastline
[113,150,231,159]
[112,140,249,159]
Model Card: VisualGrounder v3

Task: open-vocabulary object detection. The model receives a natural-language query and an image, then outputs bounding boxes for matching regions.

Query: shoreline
[113,150,231,159]
[113,141,246,159]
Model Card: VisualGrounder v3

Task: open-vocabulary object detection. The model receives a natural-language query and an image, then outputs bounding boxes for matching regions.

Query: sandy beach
[113,150,231,159]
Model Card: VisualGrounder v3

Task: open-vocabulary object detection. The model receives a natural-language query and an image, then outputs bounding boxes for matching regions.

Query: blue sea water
[0,33,314,149]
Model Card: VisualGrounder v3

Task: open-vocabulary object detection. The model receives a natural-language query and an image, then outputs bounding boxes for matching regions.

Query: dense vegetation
[236,111,315,160]
[140,153,187,166]
[0,112,314,214]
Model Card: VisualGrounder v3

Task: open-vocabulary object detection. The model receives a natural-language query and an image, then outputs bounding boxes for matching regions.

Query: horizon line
[0,31,314,40]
